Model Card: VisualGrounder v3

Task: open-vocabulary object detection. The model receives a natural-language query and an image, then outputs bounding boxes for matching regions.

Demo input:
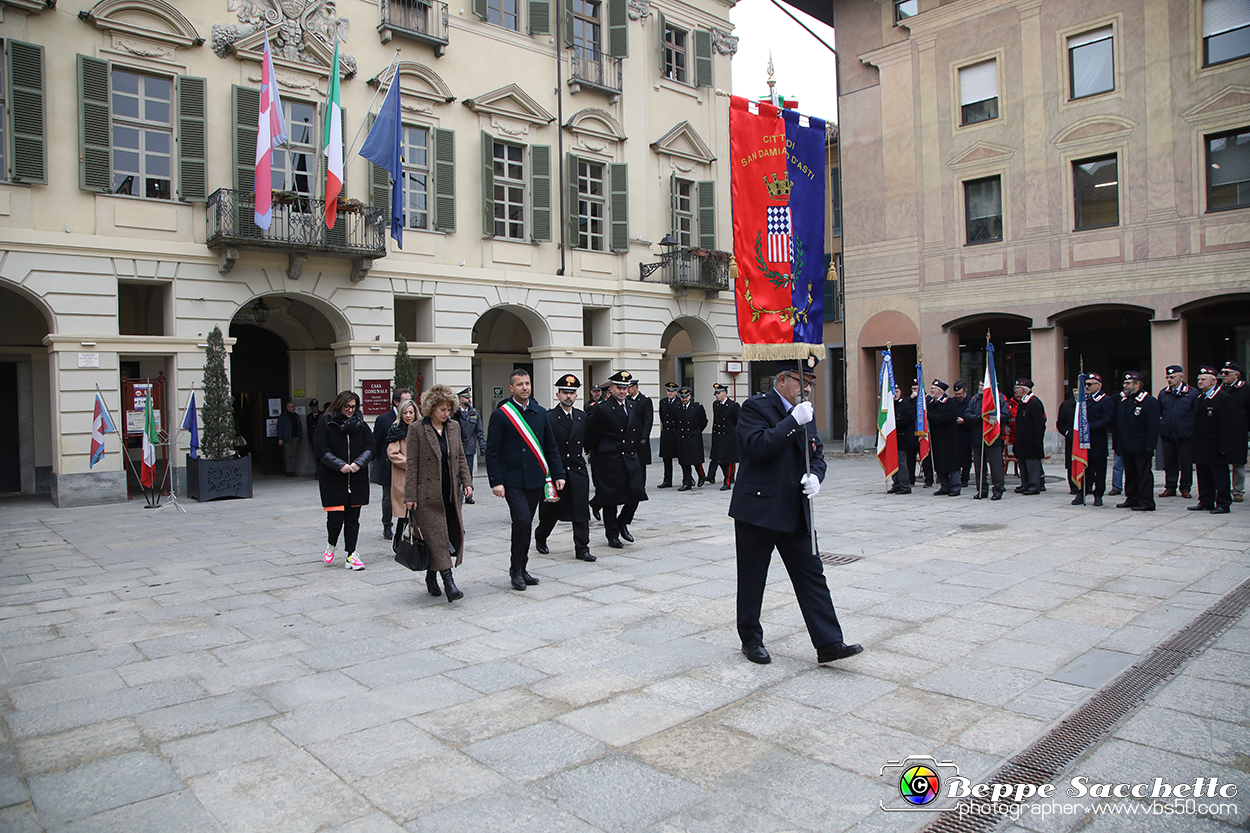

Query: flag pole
[977,329,990,498]
[94,384,146,489]
[345,48,402,161]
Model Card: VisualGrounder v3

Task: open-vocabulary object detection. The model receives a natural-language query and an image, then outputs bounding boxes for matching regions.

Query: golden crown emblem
[763,172,793,199]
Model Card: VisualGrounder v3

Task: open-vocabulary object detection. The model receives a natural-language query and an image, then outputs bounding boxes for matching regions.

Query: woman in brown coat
[404,385,473,601]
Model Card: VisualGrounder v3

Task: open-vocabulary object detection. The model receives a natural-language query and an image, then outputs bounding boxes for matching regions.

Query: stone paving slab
[1,458,1247,831]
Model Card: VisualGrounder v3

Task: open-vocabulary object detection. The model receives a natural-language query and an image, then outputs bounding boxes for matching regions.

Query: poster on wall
[268,399,281,417]
[266,418,278,438]
[362,380,391,414]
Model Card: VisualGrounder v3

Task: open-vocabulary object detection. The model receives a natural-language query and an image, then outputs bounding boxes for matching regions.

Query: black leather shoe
[619,527,634,543]
[657,482,672,489]
[697,478,707,488]
[425,571,442,597]
[608,538,624,548]
[510,573,526,591]
[440,569,464,602]
[535,539,550,555]
[1188,503,1214,511]
[464,496,475,505]
[1071,495,1085,505]
[817,641,864,663]
[1211,506,1231,514]
[521,571,539,585]
[990,492,1002,501]
[1093,496,1103,506]
[948,491,961,497]
[383,526,393,541]
[1131,505,1155,511]
[1116,500,1133,508]
[720,482,731,491]
[933,489,949,496]
[742,644,771,664]
[1014,486,1025,493]
[678,484,692,491]
[576,552,597,561]
[1108,488,1122,496]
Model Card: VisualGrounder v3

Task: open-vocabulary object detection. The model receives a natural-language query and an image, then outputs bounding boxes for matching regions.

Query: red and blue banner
[730,96,826,360]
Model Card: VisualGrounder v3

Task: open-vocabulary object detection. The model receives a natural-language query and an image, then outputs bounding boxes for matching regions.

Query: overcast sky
[729,0,840,124]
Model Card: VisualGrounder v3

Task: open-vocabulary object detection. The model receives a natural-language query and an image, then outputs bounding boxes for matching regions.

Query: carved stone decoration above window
[3,0,54,13]
[211,0,357,78]
[627,0,650,23]
[651,121,715,164]
[565,108,626,144]
[79,0,204,49]
[464,83,555,126]
[369,60,455,105]
[711,27,738,56]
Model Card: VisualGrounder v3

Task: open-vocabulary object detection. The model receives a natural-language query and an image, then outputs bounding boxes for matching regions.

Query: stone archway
[1052,303,1155,387]
[0,284,52,494]
[472,304,553,410]
[1178,293,1250,372]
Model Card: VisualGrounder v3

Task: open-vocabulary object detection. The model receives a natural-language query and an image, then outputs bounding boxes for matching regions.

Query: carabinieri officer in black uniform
[535,374,595,561]
[709,383,740,491]
[729,355,862,666]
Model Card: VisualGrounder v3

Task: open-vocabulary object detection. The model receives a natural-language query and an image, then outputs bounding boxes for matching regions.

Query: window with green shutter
[609,162,627,252]
[529,0,550,35]
[78,55,111,192]
[569,153,626,252]
[233,85,258,194]
[433,127,455,232]
[531,143,551,242]
[177,76,206,201]
[6,40,45,185]
[606,0,626,57]
[693,29,713,87]
[696,179,714,249]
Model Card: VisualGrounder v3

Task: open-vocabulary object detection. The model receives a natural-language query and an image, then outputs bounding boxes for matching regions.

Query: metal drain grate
[819,553,862,566]
[918,573,1250,833]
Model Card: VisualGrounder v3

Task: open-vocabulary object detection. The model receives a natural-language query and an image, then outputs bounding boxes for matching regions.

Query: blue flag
[358,78,404,249]
[181,391,200,459]
[781,108,826,346]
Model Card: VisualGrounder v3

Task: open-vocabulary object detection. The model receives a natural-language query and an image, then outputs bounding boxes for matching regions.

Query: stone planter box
[186,454,253,501]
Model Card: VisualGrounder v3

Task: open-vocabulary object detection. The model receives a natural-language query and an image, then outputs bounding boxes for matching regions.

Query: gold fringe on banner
[739,343,827,362]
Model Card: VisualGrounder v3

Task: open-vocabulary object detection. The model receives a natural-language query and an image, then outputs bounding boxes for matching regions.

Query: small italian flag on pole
[141,389,159,488]
[323,36,344,229]
[876,349,898,478]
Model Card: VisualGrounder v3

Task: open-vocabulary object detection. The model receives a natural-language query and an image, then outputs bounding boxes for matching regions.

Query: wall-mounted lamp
[251,298,271,325]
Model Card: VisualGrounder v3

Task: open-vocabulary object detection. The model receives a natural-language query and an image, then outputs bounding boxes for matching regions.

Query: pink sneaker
[345,553,365,571]
[323,546,335,565]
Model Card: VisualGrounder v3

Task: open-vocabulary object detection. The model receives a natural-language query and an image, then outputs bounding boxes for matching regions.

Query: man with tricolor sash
[486,369,566,591]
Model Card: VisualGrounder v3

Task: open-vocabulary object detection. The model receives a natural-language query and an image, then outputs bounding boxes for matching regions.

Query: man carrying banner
[486,369,566,590]
[1083,373,1115,506]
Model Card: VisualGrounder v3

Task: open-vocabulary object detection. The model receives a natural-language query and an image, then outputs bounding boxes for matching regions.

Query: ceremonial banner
[1072,372,1089,488]
[141,390,159,488]
[253,29,289,231]
[982,342,1002,446]
[90,393,118,469]
[916,360,930,462]
[730,96,826,360]
[323,38,344,229]
[877,350,898,477]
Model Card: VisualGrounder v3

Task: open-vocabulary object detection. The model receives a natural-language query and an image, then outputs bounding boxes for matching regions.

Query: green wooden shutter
[530,144,551,242]
[669,172,678,239]
[657,11,666,74]
[473,0,488,19]
[694,30,713,87]
[609,162,628,252]
[566,152,579,246]
[78,54,111,192]
[529,0,551,35]
[7,40,44,184]
[563,0,574,47]
[607,0,627,57]
[176,75,207,201]
[481,131,494,236]
[233,84,259,193]
[433,127,456,232]
[368,114,389,210]
[697,179,715,249]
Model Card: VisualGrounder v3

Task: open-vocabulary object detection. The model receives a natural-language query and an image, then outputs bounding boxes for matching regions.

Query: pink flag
[254,29,289,230]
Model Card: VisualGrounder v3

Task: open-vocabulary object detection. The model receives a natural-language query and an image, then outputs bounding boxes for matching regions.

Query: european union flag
[358,77,404,249]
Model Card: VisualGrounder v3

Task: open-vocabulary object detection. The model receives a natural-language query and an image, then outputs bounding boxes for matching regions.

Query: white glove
[792,401,814,425]
[801,473,820,497]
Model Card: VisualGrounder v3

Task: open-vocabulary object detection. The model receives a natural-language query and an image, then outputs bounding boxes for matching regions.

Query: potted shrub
[187,326,253,501]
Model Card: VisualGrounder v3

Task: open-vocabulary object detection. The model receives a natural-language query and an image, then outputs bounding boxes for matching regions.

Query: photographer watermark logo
[882,756,959,813]
[900,763,941,805]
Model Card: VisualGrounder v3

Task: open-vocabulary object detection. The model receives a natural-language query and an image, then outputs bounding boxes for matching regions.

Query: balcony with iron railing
[379,0,450,56]
[639,246,731,296]
[569,47,623,101]
[206,189,388,281]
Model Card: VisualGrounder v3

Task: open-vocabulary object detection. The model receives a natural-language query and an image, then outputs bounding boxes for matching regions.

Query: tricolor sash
[500,401,557,500]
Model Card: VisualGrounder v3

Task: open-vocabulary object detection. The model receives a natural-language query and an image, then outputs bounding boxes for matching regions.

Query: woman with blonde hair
[404,384,473,601]
[387,398,437,593]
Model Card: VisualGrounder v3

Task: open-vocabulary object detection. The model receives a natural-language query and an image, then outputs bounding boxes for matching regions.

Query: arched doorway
[947,314,1033,393]
[1181,294,1250,371]
[472,306,548,410]
[660,315,720,399]
[0,285,51,494]
[1055,304,1153,388]
[228,295,347,476]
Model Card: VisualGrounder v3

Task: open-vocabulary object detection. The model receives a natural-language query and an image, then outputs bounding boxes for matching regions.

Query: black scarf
[386,419,410,444]
[327,410,365,434]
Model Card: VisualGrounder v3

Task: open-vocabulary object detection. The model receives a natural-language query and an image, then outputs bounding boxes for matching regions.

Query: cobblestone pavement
[1,458,1247,832]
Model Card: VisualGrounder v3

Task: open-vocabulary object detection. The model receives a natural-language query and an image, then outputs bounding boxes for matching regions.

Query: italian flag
[141,389,159,488]
[323,38,343,229]
[876,351,898,477]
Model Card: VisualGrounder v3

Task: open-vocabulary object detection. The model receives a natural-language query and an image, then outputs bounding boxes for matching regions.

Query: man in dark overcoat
[927,380,961,496]
[485,369,566,590]
[1190,366,1236,514]
[1220,362,1250,503]
[1013,378,1046,495]
[674,386,709,490]
[372,388,412,539]
[535,374,595,561]
[627,379,653,469]
[1082,373,1115,506]
[730,356,861,666]
[1158,365,1198,499]
[709,383,740,490]
[657,382,680,487]
[952,381,975,485]
[1056,387,1079,496]
[888,386,914,495]
[964,381,1010,500]
[452,387,486,503]
[585,370,648,548]
[1113,371,1161,511]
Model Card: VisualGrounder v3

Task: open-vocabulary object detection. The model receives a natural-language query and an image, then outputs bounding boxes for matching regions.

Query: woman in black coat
[313,390,374,570]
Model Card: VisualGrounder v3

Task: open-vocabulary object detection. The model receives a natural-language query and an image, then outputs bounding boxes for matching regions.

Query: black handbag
[393,513,430,572]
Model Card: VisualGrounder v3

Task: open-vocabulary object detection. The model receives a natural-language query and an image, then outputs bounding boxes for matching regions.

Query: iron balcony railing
[570,48,623,95]
[206,189,388,259]
[639,248,731,291]
[380,0,450,53]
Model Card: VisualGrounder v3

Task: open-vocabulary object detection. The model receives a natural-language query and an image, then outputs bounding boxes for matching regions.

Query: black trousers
[1161,438,1193,492]
[680,463,706,486]
[1122,452,1155,509]
[379,482,393,528]
[662,457,674,484]
[891,447,911,492]
[1195,462,1231,509]
[327,505,362,552]
[1020,458,1043,493]
[602,502,639,539]
[735,519,844,650]
[934,470,961,494]
[535,501,591,557]
[713,462,735,484]
[905,449,933,485]
[1084,456,1108,497]
[504,487,541,574]
[972,441,1005,497]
